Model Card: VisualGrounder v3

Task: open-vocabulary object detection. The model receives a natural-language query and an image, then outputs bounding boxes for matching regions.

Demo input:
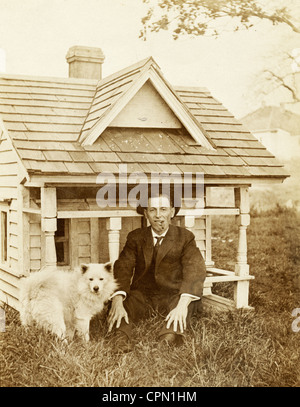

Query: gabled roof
[241,105,300,136]
[79,57,215,150]
[0,60,288,184]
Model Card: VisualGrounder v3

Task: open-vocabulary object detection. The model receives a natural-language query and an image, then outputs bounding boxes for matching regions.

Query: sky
[0,0,299,118]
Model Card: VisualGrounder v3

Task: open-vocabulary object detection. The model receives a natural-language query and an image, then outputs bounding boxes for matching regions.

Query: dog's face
[80,262,113,295]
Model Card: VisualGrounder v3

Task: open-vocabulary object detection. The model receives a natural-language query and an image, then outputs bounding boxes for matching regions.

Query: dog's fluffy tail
[19,271,59,326]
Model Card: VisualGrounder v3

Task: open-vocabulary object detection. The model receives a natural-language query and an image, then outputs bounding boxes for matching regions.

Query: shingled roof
[0,57,288,183]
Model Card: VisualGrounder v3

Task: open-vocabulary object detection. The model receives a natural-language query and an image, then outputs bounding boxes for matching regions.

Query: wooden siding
[194,217,207,260]
[0,197,22,311]
[0,123,23,308]
[8,199,19,270]
[98,218,109,263]
[0,269,21,310]
[29,214,42,272]
[77,219,91,264]
[176,216,207,261]
[0,126,18,199]
[110,80,182,129]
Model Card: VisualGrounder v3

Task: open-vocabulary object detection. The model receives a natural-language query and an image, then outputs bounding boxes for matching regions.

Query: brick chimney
[66,46,105,80]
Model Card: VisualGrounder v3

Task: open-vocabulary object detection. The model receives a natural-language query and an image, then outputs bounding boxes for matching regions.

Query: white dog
[19,262,118,342]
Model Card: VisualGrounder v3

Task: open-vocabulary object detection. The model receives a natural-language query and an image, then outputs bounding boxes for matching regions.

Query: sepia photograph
[0,0,299,390]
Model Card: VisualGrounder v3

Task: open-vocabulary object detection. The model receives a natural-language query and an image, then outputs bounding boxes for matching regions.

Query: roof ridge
[95,56,155,90]
[78,57,157,143]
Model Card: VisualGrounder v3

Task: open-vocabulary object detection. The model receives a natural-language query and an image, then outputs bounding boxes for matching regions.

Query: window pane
[55,241,65,264]
[56,218,65,237]
[54,219,69,265]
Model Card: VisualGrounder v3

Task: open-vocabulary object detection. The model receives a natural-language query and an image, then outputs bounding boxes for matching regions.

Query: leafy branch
[140,0,300,40]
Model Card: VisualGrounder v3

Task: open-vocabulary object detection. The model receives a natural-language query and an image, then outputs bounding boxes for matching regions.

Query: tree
[140,0,300,40]
[251,48,300,106]
[140,0,300,109]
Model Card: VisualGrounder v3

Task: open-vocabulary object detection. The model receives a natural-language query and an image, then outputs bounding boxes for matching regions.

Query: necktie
[153,236,164,264]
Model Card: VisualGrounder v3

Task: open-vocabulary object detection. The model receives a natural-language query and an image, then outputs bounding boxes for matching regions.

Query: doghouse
[0,46,288,311]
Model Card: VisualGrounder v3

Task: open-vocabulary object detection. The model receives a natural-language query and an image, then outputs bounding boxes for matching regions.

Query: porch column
[204,186,213,266]
[234,186,250,308]
[203,186,213,295]
[184,215,195,232]
[41,187,57,268]
[106,217,122,264]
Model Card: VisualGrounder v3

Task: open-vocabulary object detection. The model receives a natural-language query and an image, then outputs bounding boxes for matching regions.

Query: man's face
[144,195,175,235]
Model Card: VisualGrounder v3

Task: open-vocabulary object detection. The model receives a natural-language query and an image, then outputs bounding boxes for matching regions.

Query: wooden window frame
[54,218,70,266]
[0,205,9,265]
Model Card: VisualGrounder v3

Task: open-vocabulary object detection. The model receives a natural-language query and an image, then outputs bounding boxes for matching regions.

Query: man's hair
[147,192,174,208]
[136,186,180,216]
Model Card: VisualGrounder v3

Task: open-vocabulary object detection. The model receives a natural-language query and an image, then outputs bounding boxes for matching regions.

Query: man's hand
[108,294,129,332]
[165,296,192,333]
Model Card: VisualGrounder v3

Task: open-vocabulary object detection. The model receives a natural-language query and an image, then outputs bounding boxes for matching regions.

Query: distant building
[241,105,300,160]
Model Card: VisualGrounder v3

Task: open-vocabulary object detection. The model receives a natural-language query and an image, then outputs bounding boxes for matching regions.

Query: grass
[1,207,300,387]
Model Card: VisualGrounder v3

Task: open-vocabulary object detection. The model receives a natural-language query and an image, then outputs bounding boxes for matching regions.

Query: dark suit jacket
[114,225,206,298]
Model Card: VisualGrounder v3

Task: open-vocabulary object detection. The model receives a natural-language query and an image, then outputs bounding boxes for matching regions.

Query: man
[108,193,206,352]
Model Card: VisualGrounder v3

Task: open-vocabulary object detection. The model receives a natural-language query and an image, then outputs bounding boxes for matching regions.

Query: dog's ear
[80,264,88,274]
[104,262,112,273]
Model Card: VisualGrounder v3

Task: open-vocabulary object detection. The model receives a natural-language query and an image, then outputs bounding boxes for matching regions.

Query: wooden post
[184,215,195,232]
[70,218,79,268]
[234,187,250,308]
[41,187,57,268]
[204,186,213,267]
[106,217,122,264]
[18,185,30,276]
[203,186,213,295]
[90,218,100,263]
